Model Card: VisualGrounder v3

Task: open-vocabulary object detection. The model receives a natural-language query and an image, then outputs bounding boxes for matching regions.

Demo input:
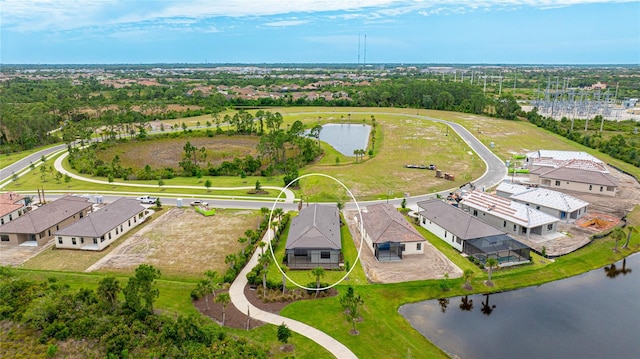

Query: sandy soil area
[86,207,259,278]
[343,210,463,284]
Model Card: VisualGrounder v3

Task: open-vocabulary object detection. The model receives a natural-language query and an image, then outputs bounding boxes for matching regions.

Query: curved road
[1,111,506,359]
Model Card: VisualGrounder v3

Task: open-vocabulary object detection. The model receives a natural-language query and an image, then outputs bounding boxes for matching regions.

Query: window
[120,225,123,232]
[93,238,98,244]
[444,231,447,238]
[547,224,554,230]
[128,219,131,226]
[401,244,406,252]
[503,221,507,227]
[48,230,51,236]
[72,238,76,245]
[417,243,422,250]
[320,251,330,259]
[58,237,63,244]
[555,180,560,186]
[600,186,603,192]
[513,224,517,231]
[134,216,137,223]
[80,237,84,244]
[0,218,3,225]
[422,217,426,224]
[536,206,541,210]
[8,214,12,221]
[80,212,84,218]
[456,238,462,244]
[473,210,478,216]
[116,228,119,235]
[589,185,593,190]
[1,235,9,242]
[108,233,112,240]
[100,236,105,242]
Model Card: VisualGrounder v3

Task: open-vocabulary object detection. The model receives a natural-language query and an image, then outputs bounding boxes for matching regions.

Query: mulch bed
[192,285,338,329]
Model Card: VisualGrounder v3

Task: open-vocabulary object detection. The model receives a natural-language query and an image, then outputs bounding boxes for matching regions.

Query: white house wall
[539,178,616,197]
[56,210,147,251]
[418,214,463,252]
[0,207,25,226]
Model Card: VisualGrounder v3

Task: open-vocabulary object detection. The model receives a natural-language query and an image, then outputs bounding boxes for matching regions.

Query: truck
[136,195,158,204]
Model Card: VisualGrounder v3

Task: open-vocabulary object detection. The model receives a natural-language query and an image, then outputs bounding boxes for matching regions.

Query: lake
[399,254,640,359]
[316,123,371,156]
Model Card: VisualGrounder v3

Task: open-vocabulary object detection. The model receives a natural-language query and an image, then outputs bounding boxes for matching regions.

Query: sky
[1,0,639,64]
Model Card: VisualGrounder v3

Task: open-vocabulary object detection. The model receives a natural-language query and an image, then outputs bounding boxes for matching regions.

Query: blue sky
[1,0,639,64]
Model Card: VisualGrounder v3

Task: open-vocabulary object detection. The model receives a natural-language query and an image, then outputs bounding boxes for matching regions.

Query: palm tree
[205,270,219,299]
[623,226,638,249]
[216,292,231,326]
[196,279,212,311]
[610,227,626,252]
[312,266,325,298]
[259,253,270,297]
[462,269,474,290]
[485,257,499,286]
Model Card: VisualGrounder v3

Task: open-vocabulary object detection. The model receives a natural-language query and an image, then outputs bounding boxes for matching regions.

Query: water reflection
[459,296,473,311]
[480,293,496,316]
[400,254,640,359]
[604,258,632,278]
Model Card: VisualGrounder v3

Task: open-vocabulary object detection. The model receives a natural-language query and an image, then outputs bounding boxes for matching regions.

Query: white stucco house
[357,203,425,261]
[496,182,589,222]
[459,191,559,240]
[55,197,149,251]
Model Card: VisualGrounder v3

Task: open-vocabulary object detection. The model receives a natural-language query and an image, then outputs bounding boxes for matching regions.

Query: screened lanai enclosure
[464,234,531,266]
[374,242,403,261]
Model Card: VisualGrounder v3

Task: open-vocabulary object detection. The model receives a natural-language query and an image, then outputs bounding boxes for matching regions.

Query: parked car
[190,200,208,207]
[136,195,158,204]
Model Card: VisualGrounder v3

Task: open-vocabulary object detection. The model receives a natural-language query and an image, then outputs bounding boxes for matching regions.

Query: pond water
[316,123,371,156]
[399,254,640,359]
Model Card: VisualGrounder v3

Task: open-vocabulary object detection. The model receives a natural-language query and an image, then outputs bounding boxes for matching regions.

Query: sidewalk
[228,228,358,359]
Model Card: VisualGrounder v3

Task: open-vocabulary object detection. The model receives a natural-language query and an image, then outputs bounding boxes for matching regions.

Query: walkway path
[52,151,296,203]
[228,229,358,359]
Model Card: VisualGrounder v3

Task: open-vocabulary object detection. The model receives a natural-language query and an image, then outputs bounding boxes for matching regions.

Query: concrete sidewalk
[228,229,358,359]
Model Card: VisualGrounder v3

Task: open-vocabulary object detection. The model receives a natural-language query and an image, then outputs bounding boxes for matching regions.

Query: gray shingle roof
[285,204,341,250]
[55,197,145,237]
[0,195,92,234]
[417,199,505,240]
[361,203,425,244]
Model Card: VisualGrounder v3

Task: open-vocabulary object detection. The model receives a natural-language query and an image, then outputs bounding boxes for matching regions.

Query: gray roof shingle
[0,195,92,234]
[285,204,341,250]
[55,197,145,237]
[417,199,505,240]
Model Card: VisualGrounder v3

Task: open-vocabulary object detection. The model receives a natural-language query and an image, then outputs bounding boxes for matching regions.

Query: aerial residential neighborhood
[1,1,639,357]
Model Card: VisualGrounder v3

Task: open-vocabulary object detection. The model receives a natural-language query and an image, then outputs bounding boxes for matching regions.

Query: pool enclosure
[464,234,531,266]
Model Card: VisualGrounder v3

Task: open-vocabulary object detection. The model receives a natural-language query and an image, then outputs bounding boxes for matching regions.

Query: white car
[190,200,208,207]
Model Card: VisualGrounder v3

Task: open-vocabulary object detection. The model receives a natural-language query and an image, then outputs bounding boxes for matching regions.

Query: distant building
[55,197,149,251]
[0,196,92,246]
[357,203,426,261]
[285,204,342,269]
[0,192,28,226]
[496,182,589,222]
[459,191,559,240]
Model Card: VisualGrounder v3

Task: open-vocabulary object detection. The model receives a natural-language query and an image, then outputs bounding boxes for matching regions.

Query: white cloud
[1,0,635,33]
[263,20,309,27]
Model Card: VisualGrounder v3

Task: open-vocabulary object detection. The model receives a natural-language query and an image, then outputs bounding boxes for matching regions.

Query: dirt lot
[343,210,463,284]
[87,207,260,279]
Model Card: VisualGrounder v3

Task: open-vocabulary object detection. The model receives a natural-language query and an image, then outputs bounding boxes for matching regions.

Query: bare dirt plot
[87,207,260,279]
[344,211,462,284]
[0,243,52,267]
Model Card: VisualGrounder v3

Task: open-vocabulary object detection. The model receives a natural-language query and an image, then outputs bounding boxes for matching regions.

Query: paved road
[0,144,68,183]
[228,228,358,359]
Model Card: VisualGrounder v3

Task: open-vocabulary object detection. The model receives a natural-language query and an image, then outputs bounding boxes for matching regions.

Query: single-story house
[0,192,28,226]
[285,204,342,269]
[55,197,149,251]
[459,191,559,240]
[357,203,426,261]
[525,150,606,171]
[417,199,530,266]
[496,182,589,222]
[0,195,92,246]
[529,166,618,197]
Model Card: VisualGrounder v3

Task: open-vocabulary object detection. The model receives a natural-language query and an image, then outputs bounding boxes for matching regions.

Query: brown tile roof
[55,198,145,237]
[536,166,619,186]
[286,204,341,250]
[361,203,425,244]
[0,195,91,234]
[417,199,505,240]
[0,192,26,217]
